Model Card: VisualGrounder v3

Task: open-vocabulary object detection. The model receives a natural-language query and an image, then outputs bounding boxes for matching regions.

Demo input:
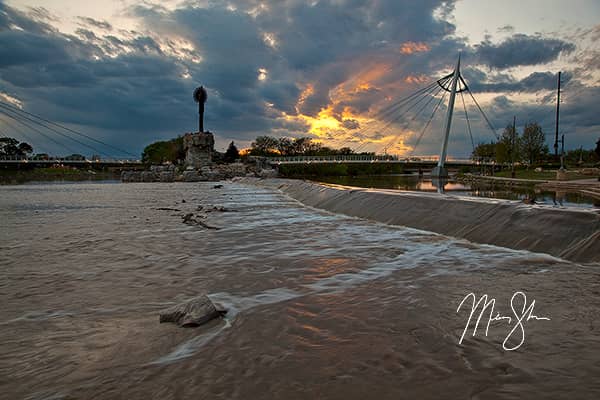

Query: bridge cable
[342,81,440,151]
[0,115,41,152]
[0,106,114,158]
[0,109,82,156]
[465,88,499,140]
[377,84,446,154]
[0,101,137,158]
[344,85,439,151]
[460,91,475,153]
[409,90,448,157]
[367,81,440,122]
[352,82,442,153]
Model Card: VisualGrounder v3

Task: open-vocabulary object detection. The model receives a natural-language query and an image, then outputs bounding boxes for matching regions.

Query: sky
[0,0,599,158]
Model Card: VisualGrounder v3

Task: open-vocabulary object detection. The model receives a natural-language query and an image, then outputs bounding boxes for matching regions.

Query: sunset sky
[1,0,599,157]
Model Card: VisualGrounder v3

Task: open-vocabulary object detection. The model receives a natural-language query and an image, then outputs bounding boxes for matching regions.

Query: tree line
[0,137,33,157]
[472,122,551,165]
[249,136,360,157]
[141,135,363,164]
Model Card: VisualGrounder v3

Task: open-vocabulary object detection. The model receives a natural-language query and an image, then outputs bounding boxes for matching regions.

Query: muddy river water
[1,181,599,399]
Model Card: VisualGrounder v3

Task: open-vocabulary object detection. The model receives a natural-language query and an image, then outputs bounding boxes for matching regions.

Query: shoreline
[0,167,121,185]
[241,178,600,263]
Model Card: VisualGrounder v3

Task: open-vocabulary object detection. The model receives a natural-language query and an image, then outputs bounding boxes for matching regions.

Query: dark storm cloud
[479,87,600,151]
[0,30,70,67]
[475,34,575,69]
[467,70,572,93]
[0,0,597,157]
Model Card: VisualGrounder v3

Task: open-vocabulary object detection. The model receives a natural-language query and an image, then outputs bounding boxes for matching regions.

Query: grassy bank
[277,162,406,177]
[0,167,120,185]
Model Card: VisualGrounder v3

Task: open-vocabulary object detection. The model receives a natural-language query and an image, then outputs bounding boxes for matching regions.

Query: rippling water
[1,181,599,399]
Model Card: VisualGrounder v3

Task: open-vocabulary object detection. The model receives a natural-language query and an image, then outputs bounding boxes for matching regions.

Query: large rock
[182,170,207,182]
[258,168,278,178]
[183,132,215,169]
[159,295,226,327]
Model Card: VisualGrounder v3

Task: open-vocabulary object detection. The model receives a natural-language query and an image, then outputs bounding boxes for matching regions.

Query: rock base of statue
[183,131,215,169]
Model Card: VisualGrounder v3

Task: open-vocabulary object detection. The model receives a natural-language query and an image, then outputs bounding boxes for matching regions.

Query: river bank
[245,178,600,263]
[457,172,600,201]
[0,167,120,185]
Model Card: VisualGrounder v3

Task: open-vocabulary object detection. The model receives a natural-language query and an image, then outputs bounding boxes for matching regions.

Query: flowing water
[1,181,599,399]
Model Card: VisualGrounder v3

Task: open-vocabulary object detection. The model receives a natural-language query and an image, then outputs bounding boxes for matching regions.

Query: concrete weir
[247,178,600,263]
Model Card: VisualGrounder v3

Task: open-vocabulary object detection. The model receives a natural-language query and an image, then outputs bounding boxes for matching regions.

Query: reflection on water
[1,181,599,399]
[315,174,600,208]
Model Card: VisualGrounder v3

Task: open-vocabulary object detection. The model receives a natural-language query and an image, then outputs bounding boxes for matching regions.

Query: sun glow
[285,63,424,155]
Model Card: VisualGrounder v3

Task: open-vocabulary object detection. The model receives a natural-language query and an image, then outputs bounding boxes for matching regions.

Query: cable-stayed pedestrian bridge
[265,154,496,166]
[1,54,500,172]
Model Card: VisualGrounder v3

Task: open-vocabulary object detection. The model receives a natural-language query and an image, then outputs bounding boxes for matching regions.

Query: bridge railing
[264,155,491,165]
[0,156,142,164]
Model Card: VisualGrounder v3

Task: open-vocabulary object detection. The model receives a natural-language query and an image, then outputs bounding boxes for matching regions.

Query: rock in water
[159,295,226,327]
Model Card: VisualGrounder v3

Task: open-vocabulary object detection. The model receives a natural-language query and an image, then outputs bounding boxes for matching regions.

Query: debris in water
[182,213,219,229]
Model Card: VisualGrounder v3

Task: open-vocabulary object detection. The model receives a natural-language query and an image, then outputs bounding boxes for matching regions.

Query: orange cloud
[404,74,429,84]
[284,63,421,156]
[399,42,430,54]
[294,83,314,114]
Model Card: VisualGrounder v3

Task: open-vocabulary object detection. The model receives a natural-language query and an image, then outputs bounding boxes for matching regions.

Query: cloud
[0,1,597,158]
[475,34,575,69]
[76,16,112,31]
[467,70,572,93]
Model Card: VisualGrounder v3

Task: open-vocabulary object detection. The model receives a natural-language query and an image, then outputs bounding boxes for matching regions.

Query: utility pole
[511,115,516,178]
[554,72,561,157]
[560,134,565,170]
[432,54,461,179]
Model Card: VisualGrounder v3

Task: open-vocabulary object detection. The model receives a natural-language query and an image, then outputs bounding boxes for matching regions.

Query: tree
[141,136,184,164]
[250,136,279,156]
[223,141,239,163]
[471,141,496,160]
[276,137,293,155]
[0,137,33,157]
[595,138,600,159]
[292,137,322,155]
[496,123,518,164]
[519,122,548,165]
[249,135,352,157]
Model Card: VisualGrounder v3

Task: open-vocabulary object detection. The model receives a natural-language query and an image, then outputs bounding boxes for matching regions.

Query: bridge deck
[264,155,496,166]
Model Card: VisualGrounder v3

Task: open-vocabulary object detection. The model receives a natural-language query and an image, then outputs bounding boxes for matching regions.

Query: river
[314,174,600,208]
[1,180,599,399]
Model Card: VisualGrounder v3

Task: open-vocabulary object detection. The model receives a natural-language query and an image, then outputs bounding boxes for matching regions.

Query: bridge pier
[430,165,448,178]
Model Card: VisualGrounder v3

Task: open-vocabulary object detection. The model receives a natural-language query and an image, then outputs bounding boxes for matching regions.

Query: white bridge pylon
[431,54,464,179]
